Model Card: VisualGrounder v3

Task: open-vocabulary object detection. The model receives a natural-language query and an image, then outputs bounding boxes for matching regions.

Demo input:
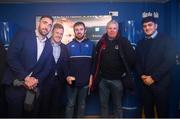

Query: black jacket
[136,33,176,89]
[0,42,6,91]
[93,33,135,82]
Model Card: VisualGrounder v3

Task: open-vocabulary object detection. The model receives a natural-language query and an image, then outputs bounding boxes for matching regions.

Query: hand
[141,75,154,86]
[31,77,38,89]
[141,75,147,80]
[24,76,38,90]
[88,75,93,88]
[66,76,75,85]
[145,76,154,86]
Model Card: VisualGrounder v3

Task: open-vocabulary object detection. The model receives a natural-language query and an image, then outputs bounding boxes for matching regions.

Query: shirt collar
[145,30,158,40]
[51,39,61,46]
[74,38,88,43]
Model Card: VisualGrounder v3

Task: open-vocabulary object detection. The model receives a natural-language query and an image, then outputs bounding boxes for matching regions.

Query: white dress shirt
[35,30,47,61]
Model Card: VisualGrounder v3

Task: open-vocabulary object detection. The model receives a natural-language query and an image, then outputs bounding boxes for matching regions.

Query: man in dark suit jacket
[0,42,7,117]
[2,16,54,117]
[0,42,6,84]
[136,16,176,118]
[38,23,69,117]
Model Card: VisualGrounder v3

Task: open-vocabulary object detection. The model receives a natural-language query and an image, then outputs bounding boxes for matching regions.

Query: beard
[38,27,48,37]
[75,34,85,40]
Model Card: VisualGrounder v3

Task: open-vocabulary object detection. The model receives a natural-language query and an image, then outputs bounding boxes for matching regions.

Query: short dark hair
[52,23,64,31]
[141,16,156,24]
[73,21,86,29]
[39,16,54,22]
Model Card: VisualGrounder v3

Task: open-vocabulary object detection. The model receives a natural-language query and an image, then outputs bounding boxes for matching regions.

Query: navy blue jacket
[48,43,69,81]
[67,38,95,86]
[2,29,54,89]
[136,33,176,89]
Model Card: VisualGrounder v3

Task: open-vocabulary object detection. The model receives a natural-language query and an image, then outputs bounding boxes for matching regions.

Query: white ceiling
[0,0,170,4]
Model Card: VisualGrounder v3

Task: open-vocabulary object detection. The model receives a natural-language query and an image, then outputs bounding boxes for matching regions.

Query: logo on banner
[142,12,159,18]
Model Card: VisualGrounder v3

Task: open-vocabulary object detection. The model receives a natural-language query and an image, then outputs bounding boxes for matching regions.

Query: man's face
[74,25,86,40]
[52,28,64,44]
[107,23,118,39]
[143,21,157,37]
[38,17,53,37]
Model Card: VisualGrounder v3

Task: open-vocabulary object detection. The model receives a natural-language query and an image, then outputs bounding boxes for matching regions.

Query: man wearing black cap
[136,16,176,118]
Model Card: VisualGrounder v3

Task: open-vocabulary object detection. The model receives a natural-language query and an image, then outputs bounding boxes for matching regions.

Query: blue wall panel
[0,3,165,31]
[0,2,167,46]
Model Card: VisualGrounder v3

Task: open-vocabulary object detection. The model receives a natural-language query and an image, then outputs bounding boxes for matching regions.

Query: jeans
[99,78,123,118]
[65,85,88,118]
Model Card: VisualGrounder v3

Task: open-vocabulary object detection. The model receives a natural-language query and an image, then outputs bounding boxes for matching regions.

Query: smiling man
[136,16,176,118]
[38,23,69,117]
[93,20,135,118]
[65,21,95,118]
[2,16,54,117]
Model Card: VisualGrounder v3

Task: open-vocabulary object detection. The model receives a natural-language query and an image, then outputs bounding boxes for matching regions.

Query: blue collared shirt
[145,30,158,40]
[51,41,61,63]
[51,40,61,76]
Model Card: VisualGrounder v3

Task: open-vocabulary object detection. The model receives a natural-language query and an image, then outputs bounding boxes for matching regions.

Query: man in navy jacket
[2,16,54,117]
[38,23,69,117]
[0,42,7,117]
[136,16,176,118]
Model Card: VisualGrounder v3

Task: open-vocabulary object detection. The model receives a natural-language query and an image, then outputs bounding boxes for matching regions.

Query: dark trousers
[0,85,7,117]
[5,85,44,117]
[65,85,88,118]
[142,84,170,118]
[99,78,123,118]
[38,76,64,117]
[5,85,26,117]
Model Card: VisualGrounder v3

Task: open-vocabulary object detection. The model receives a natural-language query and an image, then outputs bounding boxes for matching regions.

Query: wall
[0,2,166,43]
[177,0,180,53]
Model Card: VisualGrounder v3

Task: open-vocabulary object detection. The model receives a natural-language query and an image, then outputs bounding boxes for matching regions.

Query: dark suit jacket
[2,29,54,89]
[0,42,6,91]
[48,43,69,81]
[40,42,69,97]
[38,43,69,112]
[0,43,6,81]
[136,33,176,89]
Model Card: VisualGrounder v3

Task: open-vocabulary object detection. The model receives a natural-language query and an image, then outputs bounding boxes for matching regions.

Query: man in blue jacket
[136,16,176,118]
[65,21,95,118]
[39,23,69,117]
[2,16,54,117]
